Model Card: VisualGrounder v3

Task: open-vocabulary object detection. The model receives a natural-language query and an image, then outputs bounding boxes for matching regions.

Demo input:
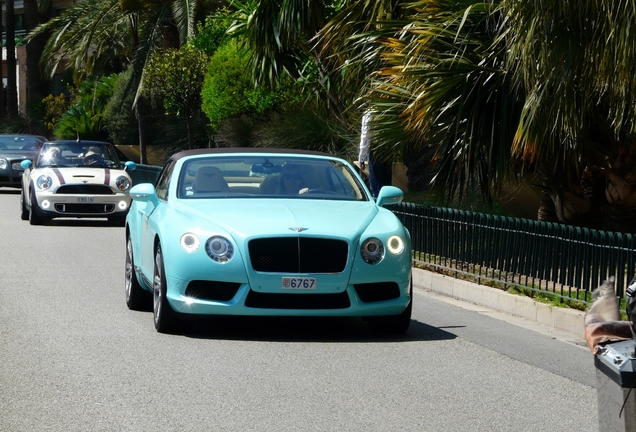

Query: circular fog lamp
[118,200,128,210]
[180,233,200,253]
[387,235,405,254]
[41,200,50,209]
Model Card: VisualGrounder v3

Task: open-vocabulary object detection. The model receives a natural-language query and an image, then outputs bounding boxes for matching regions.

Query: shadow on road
[149,314,460,343]
[0,188,20,195]
[39,218,123,228]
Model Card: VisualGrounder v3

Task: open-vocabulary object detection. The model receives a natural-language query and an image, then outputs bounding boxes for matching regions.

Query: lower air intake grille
[245,290,351,309]
[54,203,115,214]
[354,282,401,302]
[249,237,348,273]
[185,281,241,301]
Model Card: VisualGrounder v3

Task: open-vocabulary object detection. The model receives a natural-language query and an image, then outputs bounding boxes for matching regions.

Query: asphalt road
[0,189,599,431]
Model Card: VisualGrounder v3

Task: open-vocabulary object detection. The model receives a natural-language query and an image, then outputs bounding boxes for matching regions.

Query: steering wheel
[87,159,108,167]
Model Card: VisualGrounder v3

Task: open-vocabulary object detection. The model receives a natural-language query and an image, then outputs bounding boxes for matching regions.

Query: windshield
[177,155,369,201]
[0,135,45,151]
[35,143,123,169]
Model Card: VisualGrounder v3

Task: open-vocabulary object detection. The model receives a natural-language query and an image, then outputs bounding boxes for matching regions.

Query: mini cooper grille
[56,185,114,195]
[185,281,241,301]
[245,290,351,309]
[11,162,23,171]
[54,203,115,214]
[248,237,348,273]
[354,282,401,303]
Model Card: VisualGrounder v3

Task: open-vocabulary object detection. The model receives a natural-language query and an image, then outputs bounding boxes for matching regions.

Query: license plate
[282,277,317,290]
[77,197,94,203]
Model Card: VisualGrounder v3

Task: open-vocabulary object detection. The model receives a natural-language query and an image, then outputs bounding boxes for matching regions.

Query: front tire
[109,214,126,227]
[29,188,44,225]
[20,190,29,220]
[125,235,150,310]
[369,281,413,334]
[153,244,176,333]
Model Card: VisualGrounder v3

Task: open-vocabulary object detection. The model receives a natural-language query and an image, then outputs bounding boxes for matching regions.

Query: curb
[412,267,585,338]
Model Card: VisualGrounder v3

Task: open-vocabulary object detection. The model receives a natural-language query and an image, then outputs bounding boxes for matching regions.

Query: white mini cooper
[20,140,136,225]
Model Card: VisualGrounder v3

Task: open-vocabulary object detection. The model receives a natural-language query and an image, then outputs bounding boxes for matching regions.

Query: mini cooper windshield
[177,155,369,201]
[35,142,124,169]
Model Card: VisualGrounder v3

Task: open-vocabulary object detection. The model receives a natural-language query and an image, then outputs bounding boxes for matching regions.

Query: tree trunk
[5,0,18,117]
[23,0,52,132]
[186,112,194,150]
[0,0,4,118]
[136,102,148,164]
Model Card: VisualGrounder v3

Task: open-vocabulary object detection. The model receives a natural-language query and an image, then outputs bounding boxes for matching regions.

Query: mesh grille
[354,282,401,303]
[245,290,351,309]
[185,281,241,301]
[54,203,115,214]
[248,237,348,273]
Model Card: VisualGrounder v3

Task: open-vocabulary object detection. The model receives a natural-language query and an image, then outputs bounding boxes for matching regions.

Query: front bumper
[33,190,131,217]
[164,275,411,317]
[0,168,23,187]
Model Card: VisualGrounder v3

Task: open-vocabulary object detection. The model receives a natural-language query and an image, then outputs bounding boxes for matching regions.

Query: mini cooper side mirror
[20,160,32,170]
[375,186,404,207]
[124,161,137,171]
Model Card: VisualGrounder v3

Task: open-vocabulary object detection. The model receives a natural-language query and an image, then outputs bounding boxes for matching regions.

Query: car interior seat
[258,174,281,194]
[192,166,230,193]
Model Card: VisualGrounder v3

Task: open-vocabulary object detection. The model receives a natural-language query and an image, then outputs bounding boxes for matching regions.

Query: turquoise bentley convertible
[125,148,412,334]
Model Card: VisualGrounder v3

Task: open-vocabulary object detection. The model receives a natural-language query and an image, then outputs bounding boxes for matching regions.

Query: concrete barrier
[413,267,586,337]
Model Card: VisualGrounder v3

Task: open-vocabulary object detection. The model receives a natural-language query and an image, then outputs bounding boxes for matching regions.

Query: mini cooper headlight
[180,233,200,253]
[0,159,7,170]
[360,237,385,264]
[36,174,52,190]
[205,236,234,263]
[116,176,131,191]
[387,235,405,255]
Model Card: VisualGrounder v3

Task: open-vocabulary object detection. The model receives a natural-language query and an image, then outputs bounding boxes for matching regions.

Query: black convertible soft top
[168,147,330,164]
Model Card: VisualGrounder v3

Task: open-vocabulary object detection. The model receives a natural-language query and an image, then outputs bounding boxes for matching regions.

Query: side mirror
[20,160,32,170]
[124,161,137,171]
[375,186,404,207]
[130,183,159,206]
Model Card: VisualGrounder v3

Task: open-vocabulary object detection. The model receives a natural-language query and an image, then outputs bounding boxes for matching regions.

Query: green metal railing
[390,203,636,306]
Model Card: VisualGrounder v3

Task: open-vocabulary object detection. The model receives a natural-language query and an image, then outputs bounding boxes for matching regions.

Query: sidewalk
[412,267,586,338]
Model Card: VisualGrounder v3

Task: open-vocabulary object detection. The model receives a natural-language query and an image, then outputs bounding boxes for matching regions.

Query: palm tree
[5,0,19,117]
[502,0,636,230]
[24,0,54,132]
[330,1,519,205]
[26,0,219,162]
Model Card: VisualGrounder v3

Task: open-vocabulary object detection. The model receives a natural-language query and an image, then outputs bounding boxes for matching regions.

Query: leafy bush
[201,40,299,131]
[53,75,118,140]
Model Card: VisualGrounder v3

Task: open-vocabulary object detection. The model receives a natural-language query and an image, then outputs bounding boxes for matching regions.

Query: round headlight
[36,175,52,190]
[180,233,200,253]
[387,235,405,254]
[116,176,131,191]
[360,237,385,264]
[0,159,7,170]
[205,236,234,263]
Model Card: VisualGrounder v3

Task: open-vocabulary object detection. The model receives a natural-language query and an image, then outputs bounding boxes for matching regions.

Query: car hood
[34,167,127,185]
[178,199,379,240]
[0,149,37,159]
